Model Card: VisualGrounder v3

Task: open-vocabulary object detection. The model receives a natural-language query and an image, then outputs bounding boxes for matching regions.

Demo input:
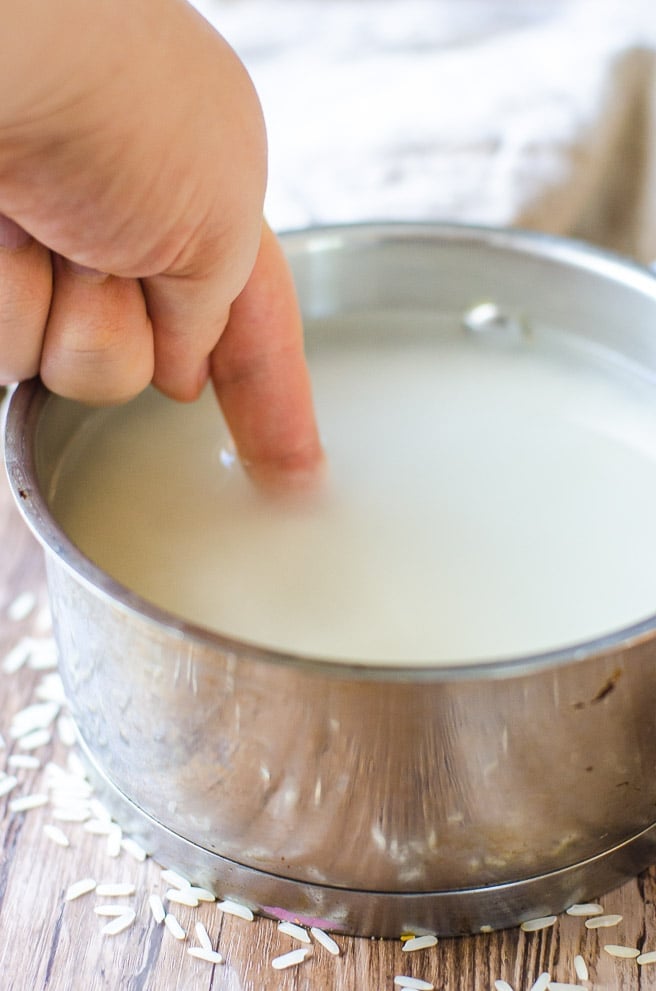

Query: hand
[0,0,323,491]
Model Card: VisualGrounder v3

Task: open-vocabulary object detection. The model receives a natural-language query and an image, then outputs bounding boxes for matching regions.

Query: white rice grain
[187,947,224,964]
[17,728,51,751]
[394,978,434,991]
[164,913,186,940]
[149,893,166,924]
[310,926,341,956]
[94,904,133,917]
[0,775,18,798]
[95,882,136,897]
[43,824,70,848]
[102,910,136,935]
[573,955,589,981]
[8,591,36,621]
[638,950,656,965]
[216,899,254,921]
[271,948,312,970]
[121,837,147,862]
[65,877,96,901]
[84,819,114,836]
[10,702,59,739]
[529,973,551,991]
[278,921,311,943]
[520,916,557,933]
[187,886,215,902]
[106,826,122,858]
[28,642,58,671]
[166,887,199,908]
[2,639,32,674]
[585,914,623,929]
[160,869,191,889]
[494,982,515,991]
[52,807,90,823]
[9,793,48,813]
[56,715,77,748]
[66,751,87,779]
[8,754,40,769]
[194,921,213,951]
[566,903,604,917]
[402,934,438,952]
[88,798,112,822]
[604,944,640,958]
[34,674,65,704]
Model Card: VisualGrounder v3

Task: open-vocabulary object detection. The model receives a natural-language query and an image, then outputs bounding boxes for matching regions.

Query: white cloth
[193,0,656,263]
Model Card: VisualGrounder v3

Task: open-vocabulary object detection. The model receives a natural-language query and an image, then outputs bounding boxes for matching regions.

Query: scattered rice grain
[310,926,341,955]
[638,950,656,965]
[160,868,190,889]
[520,916,557,933]
[88,798,112,822]
[2,639,32,674]
[102,910,136,935]
[65,877,96,901]
[216,899,254,921]
[52,807,90,823]
[187,886,215,902]
[164,913,186,940]
[393,978,434,990]
[10,702,59,739]
[529,973,551,991]
[166,887,199,908]
[17,728,51,751]
[28,642,58,671]
[121,837,147,862]
[149,893,166,924]
[566,903,604,917]
[402,934,438,952]
[94,904,133,917]
[573,955,589,981]
[56,715,77,747]
[95,882,136,897]
[84,819,114,836]
[43,824,70,847]
[271,947,312,970]
[0,775,18,798]
[9,792,48,812]
[494,982,514,991]
[8,591,36,621]
[187,947,224,964]
[66,751,87,779]
[106,826,122,858]
[8,754,40,769]
[604,944,640,958]
[278,921,311,943]
[585,914,623,929]
[194,921,213,951]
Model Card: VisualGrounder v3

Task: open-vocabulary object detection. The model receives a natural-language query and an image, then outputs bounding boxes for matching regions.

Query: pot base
[78,735,656,938]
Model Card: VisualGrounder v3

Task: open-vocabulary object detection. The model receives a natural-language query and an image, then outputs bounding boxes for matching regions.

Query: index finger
[210,222,325,493]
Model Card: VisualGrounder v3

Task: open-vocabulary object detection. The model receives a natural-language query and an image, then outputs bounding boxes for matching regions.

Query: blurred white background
[192,0,656,262]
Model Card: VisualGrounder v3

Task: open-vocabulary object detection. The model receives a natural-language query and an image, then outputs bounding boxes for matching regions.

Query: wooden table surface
[2,412,656,991]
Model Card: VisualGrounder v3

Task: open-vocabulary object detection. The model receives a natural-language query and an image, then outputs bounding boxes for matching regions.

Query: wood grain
[2,427,656,991]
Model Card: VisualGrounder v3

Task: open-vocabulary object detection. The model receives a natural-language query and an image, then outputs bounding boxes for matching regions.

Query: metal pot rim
[6,220,656,683]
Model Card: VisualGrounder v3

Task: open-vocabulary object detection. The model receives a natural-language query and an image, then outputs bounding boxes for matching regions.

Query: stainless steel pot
[6,223,656,937]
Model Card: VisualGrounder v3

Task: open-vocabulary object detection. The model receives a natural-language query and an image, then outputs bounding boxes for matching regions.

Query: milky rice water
[48,307,656,666]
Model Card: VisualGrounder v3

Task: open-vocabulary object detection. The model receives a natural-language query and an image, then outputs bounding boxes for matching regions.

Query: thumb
[210,222,325,492]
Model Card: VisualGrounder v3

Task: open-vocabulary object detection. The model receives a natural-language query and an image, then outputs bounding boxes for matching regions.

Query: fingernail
[65,258,110,283]
[0,214,31,250]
